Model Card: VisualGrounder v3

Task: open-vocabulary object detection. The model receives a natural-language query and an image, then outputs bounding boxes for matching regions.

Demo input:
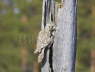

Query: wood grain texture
[53,0,77,72]
[41,0,54,72]
[41,0,77,72]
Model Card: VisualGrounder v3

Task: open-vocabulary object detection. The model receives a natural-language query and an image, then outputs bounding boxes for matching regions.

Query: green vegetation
[77,0,95,72]
[0,0,41,72]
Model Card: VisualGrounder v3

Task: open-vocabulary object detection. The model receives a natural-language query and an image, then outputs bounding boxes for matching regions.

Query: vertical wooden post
[53,0,77,72]
[41,0,77,72]
[41,0,55,72]
[41,0,50,71]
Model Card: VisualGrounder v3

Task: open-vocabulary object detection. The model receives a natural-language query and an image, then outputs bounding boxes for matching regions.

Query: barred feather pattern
[34,22,56,63]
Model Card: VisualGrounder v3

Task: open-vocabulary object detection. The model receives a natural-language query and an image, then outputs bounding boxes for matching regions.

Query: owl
[34,22,55,63]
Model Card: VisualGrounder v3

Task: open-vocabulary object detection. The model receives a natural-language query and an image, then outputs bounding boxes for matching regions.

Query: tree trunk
[53,0,77,72]
[33,62,40,72]
[19,35,28,72]
[21,47,28,72]
[41,0,55,72]
[41,0,77,72]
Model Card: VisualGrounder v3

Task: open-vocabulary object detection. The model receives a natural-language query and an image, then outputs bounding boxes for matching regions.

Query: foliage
[0,0,41,72]
[77,0,95,72]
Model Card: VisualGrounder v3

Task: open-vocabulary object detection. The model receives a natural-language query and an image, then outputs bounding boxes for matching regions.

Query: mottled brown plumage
[34,22,55,63]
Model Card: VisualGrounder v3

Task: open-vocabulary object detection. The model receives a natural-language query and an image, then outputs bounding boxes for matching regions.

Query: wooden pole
[41,0,55,72]
[41,0,77,72]
[53,0,77,72]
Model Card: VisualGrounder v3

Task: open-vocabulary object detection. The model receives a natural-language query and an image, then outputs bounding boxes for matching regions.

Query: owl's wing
[34,30,52,54]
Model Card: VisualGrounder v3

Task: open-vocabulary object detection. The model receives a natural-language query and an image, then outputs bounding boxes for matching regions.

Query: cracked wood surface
[41,0,77,72]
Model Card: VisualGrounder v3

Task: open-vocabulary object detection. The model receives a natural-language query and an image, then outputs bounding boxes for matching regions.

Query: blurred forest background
[0,0,95,72]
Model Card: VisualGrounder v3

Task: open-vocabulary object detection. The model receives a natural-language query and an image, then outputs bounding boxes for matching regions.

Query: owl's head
[45,22,54,31]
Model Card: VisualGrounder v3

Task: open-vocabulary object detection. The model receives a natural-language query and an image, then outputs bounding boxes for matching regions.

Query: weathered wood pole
[41,0,77,72]
[41,0,55,72]
[53,0,77,71]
